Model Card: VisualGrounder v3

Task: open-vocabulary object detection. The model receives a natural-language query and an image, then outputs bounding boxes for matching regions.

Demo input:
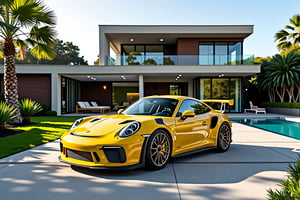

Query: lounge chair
[244,101,266,114]
[76,101,111,114]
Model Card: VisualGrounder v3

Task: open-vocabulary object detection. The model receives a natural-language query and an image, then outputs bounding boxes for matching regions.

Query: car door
[174,99,211,154]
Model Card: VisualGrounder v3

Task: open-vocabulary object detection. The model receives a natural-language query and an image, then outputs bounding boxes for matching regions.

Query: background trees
[14,40,88,65]
[1,39,89,65]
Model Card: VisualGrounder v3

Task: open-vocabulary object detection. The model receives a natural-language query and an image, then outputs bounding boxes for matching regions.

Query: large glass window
[199,42,242,65]
[112,83,139,107]
[215,43,228,65]
[199,43,214,65]
[229,42,242,64]
[61,77,81,113]
[197,78,241,112]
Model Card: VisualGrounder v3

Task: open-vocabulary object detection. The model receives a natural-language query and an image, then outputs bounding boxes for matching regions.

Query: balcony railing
[105,55,255,66]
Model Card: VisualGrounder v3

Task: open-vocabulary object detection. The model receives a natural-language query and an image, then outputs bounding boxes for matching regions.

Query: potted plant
[19,99,43,123]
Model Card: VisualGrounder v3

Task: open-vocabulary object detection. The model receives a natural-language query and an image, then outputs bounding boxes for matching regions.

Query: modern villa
[0,25,260,115]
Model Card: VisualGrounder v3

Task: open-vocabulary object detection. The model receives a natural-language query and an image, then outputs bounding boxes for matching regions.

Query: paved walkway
[0,115,299,200]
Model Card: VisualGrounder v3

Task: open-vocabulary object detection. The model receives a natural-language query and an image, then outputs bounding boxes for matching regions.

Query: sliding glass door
[198,78,241,112]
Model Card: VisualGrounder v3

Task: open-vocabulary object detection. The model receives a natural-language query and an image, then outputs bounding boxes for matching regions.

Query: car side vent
[119,120,135,125]
[210,116,218,129]
[155,118,165,125]
[90,118,101,123]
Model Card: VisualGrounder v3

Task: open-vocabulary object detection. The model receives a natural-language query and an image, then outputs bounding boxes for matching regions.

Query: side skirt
[172,146,216,159]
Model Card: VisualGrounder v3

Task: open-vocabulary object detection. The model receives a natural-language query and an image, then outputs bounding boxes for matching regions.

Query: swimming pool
[231,118,300,140]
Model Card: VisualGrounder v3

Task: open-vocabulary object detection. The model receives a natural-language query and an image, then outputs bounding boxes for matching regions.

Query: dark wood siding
[1,74,51,105]
[81,82,112,106]
[144,83,170,96]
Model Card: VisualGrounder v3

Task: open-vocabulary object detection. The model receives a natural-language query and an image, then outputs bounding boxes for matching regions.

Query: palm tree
[0,0,56,123]
[257,52,300,102]
[275,14,300,54]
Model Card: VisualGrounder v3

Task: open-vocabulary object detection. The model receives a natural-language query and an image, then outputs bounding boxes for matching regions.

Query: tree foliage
[256,52,300,102]
[275,14,300,54]
[11,40,88,65]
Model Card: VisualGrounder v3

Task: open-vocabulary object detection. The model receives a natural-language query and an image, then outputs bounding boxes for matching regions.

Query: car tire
[145,130,171,170]
[216,122,231,152]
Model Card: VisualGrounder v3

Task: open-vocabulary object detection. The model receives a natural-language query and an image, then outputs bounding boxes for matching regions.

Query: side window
[177,100,210,117]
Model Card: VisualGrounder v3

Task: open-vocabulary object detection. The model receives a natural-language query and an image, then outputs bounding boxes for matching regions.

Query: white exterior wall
[0,64,260,114]
[51,73,61,115]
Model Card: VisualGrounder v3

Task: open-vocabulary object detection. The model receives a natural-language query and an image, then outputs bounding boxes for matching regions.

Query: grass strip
[0,116,81,159]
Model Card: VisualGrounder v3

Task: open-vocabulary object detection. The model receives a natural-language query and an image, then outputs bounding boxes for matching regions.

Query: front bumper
[59,135,148,169]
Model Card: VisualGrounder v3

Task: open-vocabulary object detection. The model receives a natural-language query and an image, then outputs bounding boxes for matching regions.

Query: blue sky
[45,0,299,64]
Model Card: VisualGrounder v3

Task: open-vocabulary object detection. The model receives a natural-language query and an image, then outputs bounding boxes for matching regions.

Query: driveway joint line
[171,163,182,200]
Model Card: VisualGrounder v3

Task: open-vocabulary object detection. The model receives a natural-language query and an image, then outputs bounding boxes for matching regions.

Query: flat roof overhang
[7,65,260,82]
[99,25,254,53]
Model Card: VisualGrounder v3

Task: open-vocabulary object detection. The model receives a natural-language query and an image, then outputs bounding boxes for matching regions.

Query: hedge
[262,102,300,108]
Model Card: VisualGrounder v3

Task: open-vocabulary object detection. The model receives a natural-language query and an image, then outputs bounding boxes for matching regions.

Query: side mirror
[117,109,124,114]
[181,110,195,120]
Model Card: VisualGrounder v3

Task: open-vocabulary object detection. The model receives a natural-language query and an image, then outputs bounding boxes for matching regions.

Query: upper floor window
[199,42,242,65]
[121,45,163,65]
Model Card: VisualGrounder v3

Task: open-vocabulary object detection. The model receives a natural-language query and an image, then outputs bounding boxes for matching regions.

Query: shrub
[46,110,57,116]
[19,99,43,122]
[267,156,300,199]
[262,102,300,109]
[36,103,50,116]
[0,102,17,130]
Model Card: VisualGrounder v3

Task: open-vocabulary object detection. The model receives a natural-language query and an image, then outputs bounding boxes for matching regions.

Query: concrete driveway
[0,121,299,200]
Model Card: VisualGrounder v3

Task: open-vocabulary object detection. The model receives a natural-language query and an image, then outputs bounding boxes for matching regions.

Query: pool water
[231,118,300,140]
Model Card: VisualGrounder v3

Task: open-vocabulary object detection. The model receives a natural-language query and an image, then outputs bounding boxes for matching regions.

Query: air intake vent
[90,118,101,123]
[119,120,135,125]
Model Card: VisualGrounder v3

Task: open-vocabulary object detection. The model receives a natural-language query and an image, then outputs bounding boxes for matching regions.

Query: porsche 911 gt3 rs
[59,95,232,170]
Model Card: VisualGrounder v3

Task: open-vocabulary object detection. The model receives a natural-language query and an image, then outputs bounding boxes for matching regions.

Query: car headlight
[119,122,141,138]
[70,118,83,130]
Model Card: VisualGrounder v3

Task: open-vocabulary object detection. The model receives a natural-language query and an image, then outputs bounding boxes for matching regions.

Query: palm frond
[10,0,56,27]
[275,29,289,41]
[290,14,300,27]
[275,15,300,52]
[0,21,19,35]
[29,25,56,44]
[284,25,295,31]
[30,42,56,60]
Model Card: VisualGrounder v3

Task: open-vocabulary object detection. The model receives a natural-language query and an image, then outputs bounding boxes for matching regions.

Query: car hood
[70,114,150,137]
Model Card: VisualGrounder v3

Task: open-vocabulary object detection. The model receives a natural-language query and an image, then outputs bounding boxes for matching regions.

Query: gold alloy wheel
[218,123,231,151]
[149,132,171,167]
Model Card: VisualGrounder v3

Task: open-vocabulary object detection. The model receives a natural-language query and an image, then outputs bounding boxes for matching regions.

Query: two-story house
[0,25,260,115]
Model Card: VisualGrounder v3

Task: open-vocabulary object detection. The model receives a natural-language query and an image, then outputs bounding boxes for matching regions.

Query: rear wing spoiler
[201,99,234,113]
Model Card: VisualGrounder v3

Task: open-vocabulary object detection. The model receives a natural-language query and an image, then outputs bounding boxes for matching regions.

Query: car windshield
[123,98,178,117]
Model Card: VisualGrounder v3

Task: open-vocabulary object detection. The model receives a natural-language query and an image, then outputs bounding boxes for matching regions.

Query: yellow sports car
[59,95,232,170]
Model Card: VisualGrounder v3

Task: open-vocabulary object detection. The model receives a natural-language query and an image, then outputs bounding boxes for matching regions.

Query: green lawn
[0,116,81,159]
